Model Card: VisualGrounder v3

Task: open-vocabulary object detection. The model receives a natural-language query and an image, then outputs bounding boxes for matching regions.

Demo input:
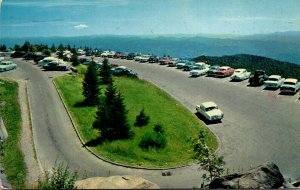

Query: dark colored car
[182,62,195,71]
[23,52,43,60]
[43,62,71,71]
[126,53,136,60]
[207,65,220,77]
[148,56,159,63]
[111,66,138,77]
[248,70,268,86]
[11,51,26,58]
[121,52,129,59]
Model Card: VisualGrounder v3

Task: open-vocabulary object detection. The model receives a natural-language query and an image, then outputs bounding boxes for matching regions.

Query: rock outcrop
[209,162,284,189]
[75,175,160,189]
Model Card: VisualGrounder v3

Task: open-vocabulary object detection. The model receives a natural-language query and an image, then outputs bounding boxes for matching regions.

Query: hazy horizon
[1,0,300,38]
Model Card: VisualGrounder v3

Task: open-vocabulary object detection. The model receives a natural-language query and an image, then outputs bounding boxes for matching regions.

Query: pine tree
[21,41,31,52]
[82,61,99,106]
[71,53,80,66]
[99,58,112,85]
[93,81,131,141]
[50,44,56,52]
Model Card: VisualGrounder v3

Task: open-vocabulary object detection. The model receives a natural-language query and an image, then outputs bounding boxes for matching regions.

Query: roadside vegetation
[0,78,26,188]
[38,161,77,190]
[195,54,300,80]
[55,74,217,167]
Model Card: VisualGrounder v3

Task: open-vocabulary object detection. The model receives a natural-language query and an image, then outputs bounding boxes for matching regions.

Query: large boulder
[209,162,284,189]
[75,175,160,189]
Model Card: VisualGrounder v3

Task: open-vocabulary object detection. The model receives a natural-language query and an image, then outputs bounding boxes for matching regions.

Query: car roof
[235,68,246,72]
[284,78,298,83]
[201,101,217,108]
[220,66,230,69]
[116,66,127,69]
[268,75,281,79]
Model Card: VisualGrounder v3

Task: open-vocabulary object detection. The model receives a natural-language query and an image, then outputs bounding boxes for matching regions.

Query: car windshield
[283,82,296,85]
[206,106,217,111]
[268,78,279,81]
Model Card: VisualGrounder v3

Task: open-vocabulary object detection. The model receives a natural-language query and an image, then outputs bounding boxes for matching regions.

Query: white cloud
[74,24,88,29]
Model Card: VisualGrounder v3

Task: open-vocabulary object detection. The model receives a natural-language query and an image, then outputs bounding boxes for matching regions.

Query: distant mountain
[194,54,300,80]
[2,31,300,64]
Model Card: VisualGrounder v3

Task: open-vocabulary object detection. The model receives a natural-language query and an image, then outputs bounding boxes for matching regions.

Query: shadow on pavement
[194,112,222,125]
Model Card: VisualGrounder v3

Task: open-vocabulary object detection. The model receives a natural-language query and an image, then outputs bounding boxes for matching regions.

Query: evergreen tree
[0,44,7,51]
[58,50,64,59]
[57,43,64,51]
[134,108,150,127]
[21,41,31,52]
[71,53,80,66]
[93,81,131,141]
[50,44,56,52]
[82,61,99,106]
[99,58,112,84]
[14,44,21,51]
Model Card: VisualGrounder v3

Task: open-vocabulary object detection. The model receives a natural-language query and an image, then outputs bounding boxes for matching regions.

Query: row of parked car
[110,53,300,95]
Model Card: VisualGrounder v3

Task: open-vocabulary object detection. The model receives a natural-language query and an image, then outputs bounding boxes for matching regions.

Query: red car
[159,57,170,65]
[113,52,123,59]
[215,66,235,77]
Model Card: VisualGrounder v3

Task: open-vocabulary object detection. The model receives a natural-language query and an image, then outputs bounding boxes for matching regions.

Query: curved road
[107,58,300,178]
[1,57,300,188]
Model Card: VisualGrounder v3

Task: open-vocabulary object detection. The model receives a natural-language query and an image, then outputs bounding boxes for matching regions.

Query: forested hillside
[194,54,300,80]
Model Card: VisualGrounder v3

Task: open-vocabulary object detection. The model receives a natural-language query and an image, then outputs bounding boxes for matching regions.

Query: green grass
[0,78,26,188]
[54,75,217,168]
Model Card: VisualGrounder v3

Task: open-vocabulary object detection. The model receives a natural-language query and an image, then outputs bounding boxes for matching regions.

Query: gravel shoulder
[18,79,42,187]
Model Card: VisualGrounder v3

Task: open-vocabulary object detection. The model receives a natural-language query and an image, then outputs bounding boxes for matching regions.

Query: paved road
[0,58,207,188]
[1,57,299,188]
[102,58,300,179]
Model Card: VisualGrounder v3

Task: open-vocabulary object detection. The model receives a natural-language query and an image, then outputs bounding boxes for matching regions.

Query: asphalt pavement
[0,57,299,188]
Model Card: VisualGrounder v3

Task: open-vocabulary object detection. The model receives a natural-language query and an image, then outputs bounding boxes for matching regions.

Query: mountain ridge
[2,31,300,64]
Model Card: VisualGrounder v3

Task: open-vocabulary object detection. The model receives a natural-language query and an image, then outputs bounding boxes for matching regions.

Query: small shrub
[139,125,167,150]
[153,124,164,134]
[134,108,150,127]
[37,162,77,190]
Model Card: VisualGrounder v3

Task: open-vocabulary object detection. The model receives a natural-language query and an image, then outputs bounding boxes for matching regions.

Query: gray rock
[209,162,284,189]
[75,175,160,189]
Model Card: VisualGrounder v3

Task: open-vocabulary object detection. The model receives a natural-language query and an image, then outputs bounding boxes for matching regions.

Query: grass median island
[55,75,217,168]
[0,78,26,188]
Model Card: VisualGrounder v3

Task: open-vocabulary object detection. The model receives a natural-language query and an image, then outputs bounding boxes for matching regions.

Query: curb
[52,76,192,170]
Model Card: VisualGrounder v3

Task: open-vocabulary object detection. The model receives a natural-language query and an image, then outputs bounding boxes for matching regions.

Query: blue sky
[1,0,300,37]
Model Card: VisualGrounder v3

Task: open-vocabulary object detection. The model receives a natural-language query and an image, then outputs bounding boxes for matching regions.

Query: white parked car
[139,55,151,62]
[280,78,300,94]
[0,56,4,61]
[230,68,251,81]
[107,51,116,58]
[189,65,210,77]
[196,101,224,121]
[38,57,59,66]
[101,51,110,57]
[77,49,86,56]
[0,61,17,72]
[264,75,285,89]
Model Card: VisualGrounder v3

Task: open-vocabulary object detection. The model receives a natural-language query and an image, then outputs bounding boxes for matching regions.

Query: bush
[139,125,167,150]
[38,162,77,190]
[134,108,150,127]
[153,124,164,134]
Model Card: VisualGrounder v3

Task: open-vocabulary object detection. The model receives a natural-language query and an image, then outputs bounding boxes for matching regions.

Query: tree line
[194,54,300,80]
